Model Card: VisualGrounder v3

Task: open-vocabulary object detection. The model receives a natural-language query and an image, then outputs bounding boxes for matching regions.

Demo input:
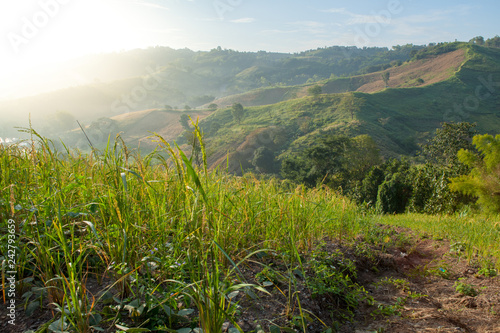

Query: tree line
[278,122,500,215]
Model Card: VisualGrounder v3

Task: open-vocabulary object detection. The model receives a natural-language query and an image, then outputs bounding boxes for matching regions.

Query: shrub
[376,173,412,214]
[450,134,500,213]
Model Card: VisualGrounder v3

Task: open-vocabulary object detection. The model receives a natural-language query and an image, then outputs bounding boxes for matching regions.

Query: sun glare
[0,0,148,98]
[3,2,142,69]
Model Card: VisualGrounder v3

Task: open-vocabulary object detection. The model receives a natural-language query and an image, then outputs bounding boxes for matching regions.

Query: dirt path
[341,230,500,333]
[1,225,498,333]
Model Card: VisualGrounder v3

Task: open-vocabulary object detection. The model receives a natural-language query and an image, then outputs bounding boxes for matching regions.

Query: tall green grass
[0,127,361,332]
[376,213,500,262]
[1,126,499,332]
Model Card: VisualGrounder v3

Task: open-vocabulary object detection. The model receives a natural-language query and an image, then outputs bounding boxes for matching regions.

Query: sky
[0,0,499,90]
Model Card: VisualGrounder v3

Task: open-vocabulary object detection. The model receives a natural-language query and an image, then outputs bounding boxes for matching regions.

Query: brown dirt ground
[111,108,213,147]
[233,225,500,333]
[355,49,466,93]
[2,225,499,333]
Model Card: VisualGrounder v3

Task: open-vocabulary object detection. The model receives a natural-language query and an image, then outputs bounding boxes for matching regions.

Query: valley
[1,39,500,333]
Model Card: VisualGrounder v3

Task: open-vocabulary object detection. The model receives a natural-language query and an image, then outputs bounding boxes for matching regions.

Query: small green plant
[255,266,281,286]
[423,260,451,279]
[478,267,497,277]
[449,242,466,255]
[477,260,498,277]
[354,242,377,264]
[305,249,368,322]
[374,277,410,292]
[408,291,427,300]
[370,297,405,318]
[454,278,478,297]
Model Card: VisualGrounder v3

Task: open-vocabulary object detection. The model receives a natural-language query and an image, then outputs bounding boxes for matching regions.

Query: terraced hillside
[197,43,500,173]
[54,43,500,168]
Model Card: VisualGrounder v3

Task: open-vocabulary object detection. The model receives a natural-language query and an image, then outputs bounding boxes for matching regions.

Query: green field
[1,126,499,332]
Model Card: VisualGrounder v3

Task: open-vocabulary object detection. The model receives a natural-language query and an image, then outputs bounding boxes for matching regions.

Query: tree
[469,36,485,46]
[421,122,476,170]
[252,147,275,173]
[180,113,190,130]
[308,85,322,97]
[486,36,500,48]
[406,162,472,214]
[231,103,245,124]
[345,135,381,181]
[450,134,500,213]
[359,166,385,206]
[281,134,351,188]
[208,103,218,110]
[376,172,412,214]
[356,158,409,207]
[382,72,390,87]
[338,93,357,120]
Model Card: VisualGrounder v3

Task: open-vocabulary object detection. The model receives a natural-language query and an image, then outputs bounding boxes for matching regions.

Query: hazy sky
[1,0,499,81]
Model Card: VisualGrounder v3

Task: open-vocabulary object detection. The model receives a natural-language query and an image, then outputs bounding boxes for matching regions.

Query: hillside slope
[208,48,466,109]
[34,43,500,169]
[60,109,213,151]
[197,44,500,174]
[1,45,424,137]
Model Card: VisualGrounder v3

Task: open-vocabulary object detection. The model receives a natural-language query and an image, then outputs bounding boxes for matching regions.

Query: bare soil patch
[2,224,499,333]
[357,49,466,93]
[232,225,500,332]
[111,108,214,147]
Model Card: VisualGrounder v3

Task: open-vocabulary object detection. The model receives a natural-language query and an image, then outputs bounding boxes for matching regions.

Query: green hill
[196,43,500,174]
[1,44,424,138]
[11,42,500,171]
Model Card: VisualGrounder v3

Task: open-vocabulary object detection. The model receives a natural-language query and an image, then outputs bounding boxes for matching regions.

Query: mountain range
[2,41,500,174]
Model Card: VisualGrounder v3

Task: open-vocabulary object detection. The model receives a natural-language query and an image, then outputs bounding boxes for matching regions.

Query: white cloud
[322,8,347,14]
[230,18,256,23]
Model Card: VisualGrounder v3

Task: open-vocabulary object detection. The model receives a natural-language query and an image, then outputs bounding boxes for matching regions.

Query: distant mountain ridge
[0,44,424,136]
[3,42,500,174]
[195,43,500,173]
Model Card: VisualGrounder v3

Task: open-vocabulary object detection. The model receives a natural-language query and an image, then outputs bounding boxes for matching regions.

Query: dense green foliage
[420,122,477,169]
[231,102,245,123]
[279,122,477,215]
[281,134,381,191]
[308,85,322,97]
[450,134,500,213]
[252,146,277,173]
